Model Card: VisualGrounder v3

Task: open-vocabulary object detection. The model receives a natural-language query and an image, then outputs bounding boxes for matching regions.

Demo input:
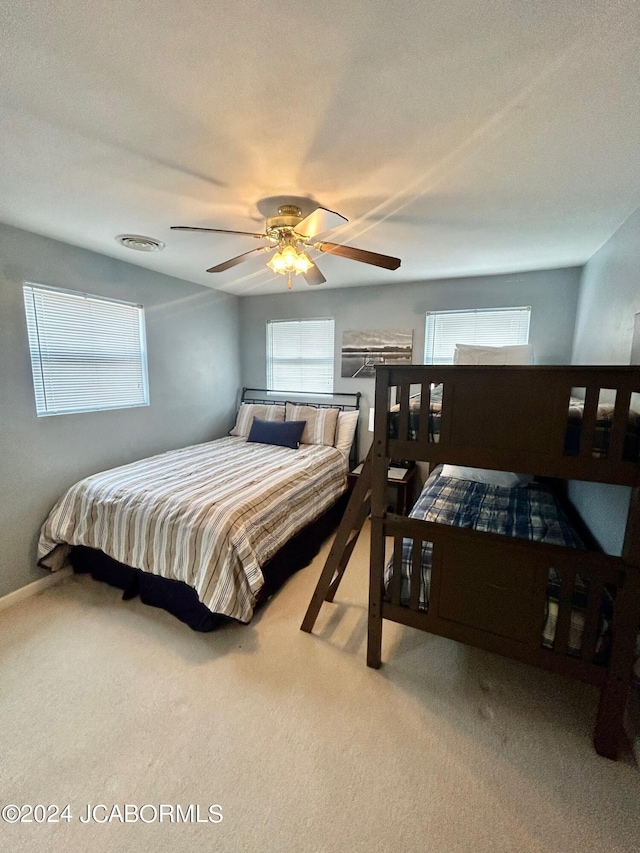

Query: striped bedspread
[39,436,347,622]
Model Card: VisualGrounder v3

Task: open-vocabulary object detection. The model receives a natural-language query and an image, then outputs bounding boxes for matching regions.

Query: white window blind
[23,283,150,417]
[424,307,531,364]
[267,318,335,393]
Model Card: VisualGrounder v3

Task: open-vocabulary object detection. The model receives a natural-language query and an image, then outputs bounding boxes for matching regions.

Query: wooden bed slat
[609,387,632,462]
[438,381,453,447]
[552,562,578,656]
[397,382,410,443]
[552,385,573,458]
[579,386,600,458]
[418,382,431,445]
[390,535,404,606]
[409,538,423,612]
[580,575,605,665]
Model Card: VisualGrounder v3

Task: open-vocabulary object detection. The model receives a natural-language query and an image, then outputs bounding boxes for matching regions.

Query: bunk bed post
[368,518,385,668]
[368,367,392,669]
[593,486,640,759]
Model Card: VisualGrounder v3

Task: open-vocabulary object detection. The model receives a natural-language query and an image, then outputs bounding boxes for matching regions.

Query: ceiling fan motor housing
[265,205,304,239]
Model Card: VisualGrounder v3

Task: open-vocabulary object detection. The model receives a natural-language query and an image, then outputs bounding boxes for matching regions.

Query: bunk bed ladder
[300,450,372,634]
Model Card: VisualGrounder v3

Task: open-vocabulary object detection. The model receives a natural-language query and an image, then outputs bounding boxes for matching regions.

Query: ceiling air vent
[116,234,165,252]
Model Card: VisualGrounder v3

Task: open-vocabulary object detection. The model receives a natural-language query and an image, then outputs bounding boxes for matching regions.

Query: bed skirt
[69,492,349,631]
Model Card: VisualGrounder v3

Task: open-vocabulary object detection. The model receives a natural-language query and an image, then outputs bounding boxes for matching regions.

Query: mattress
[564,397,640,460]
[39,436,347,622]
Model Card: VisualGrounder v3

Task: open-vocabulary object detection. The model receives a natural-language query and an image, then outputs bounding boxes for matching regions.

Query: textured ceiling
[0,1,639,295]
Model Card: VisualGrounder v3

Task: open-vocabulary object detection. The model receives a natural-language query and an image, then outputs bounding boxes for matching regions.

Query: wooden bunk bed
[304,365,640,760]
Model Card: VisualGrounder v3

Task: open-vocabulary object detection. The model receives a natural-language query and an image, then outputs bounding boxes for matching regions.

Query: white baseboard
[0,569,73,614]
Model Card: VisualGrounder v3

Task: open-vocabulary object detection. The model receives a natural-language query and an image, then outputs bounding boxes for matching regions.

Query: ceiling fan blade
[206,246,272,273]
[302,262,327,286]
[171,226,266,238]
[294,207,348,239]
[314,241,401,270]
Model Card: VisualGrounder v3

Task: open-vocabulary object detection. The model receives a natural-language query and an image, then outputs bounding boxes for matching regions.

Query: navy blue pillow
[247,418,306,449]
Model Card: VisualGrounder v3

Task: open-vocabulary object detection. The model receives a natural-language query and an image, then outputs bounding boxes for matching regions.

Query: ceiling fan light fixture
[266,250,287,273]
[294,251,313,273]
[266,245,312,276]
[171,203,401,288]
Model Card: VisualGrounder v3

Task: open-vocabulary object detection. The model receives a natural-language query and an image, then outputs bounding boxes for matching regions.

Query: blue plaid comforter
[392,468,584,549]
[383,468,615,659]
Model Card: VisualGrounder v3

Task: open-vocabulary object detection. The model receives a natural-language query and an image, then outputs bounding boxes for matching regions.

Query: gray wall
[0,223,240,597]
[572,207,640,365]
[240,267,582,457]
[568,207,640,555]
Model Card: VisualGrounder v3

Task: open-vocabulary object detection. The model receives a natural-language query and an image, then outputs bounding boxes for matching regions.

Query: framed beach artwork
[341,329,413,378]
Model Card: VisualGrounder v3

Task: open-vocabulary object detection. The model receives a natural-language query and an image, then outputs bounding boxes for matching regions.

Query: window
[23,282,149,417]
[424,306,531,365]
[266,318,334,393]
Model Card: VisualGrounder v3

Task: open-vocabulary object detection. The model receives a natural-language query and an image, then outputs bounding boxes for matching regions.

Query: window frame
[23,282,150,417]
[424,306,531,365]
[266,317,335,394]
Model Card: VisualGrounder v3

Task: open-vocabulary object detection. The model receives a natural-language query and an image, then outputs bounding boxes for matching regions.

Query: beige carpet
[1,521,639,853]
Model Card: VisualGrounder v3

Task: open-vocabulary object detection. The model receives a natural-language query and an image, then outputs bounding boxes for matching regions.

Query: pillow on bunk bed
[429,384,443,404]
[407,385,442,405]
[285,403,339,447]
[334,410,359,457]
[230,403,285,437]
[247,418,306,449]
[441,465,533,488]
[388,387,442,418]
[453,343,534,365]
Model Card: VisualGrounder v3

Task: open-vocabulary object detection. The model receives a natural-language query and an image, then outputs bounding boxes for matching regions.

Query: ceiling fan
[171,205,401,288]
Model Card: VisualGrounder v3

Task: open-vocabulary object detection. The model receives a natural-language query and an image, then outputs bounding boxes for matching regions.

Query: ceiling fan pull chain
[287,274,293,290]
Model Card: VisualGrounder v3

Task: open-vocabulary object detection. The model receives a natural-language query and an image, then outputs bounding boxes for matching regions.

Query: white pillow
[453,343,534,365]
[441,465,532,488]
[334,410,359,457]
[428,383,443,404]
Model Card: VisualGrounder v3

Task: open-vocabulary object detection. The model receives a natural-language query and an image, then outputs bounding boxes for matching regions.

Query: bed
[368,365,640,760]
[39,389,360,630]
[386,466,614,664]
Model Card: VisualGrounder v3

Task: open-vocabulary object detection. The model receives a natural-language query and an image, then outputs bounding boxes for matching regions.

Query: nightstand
[347,463,416,515]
